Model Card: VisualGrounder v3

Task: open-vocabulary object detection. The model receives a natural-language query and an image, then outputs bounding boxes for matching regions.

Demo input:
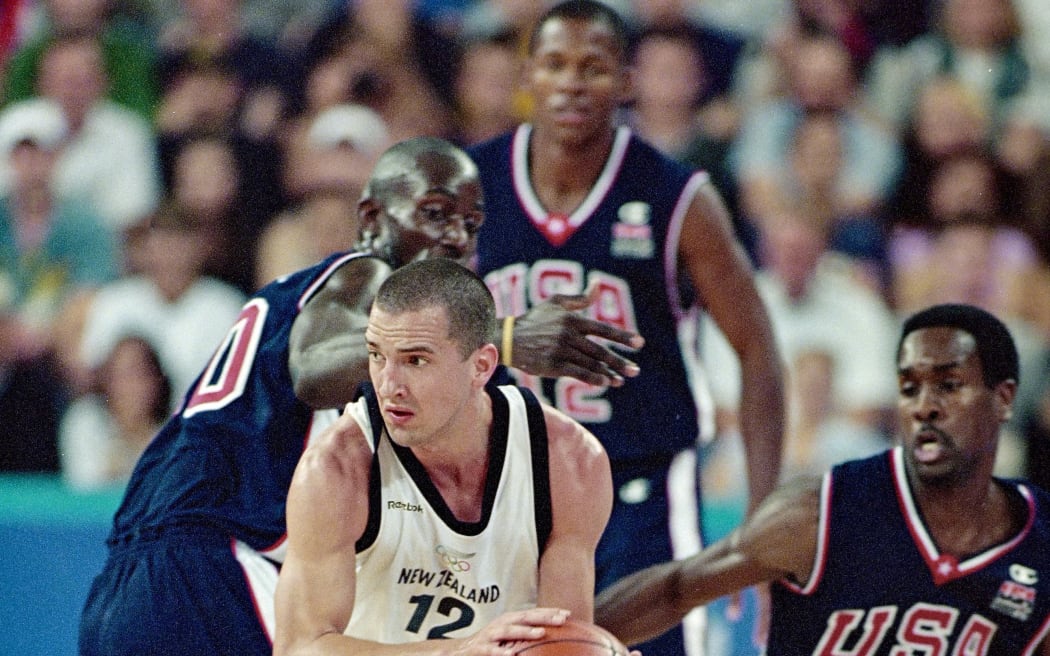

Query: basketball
[509,619,630,655]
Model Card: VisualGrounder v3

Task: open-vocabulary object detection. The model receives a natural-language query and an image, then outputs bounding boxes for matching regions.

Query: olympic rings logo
[435,544,474,572]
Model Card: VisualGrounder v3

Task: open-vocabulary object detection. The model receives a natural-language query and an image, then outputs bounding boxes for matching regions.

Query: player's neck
[917,476,1014,557]
[530,125,613,179]
[412,392,493,482]
[528,126,614,214]
[414,411,493,524]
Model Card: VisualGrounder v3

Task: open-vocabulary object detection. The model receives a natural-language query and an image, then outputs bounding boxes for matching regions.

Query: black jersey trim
[386,382,510,536]
[355,383,385,551]
[518,386,552,554]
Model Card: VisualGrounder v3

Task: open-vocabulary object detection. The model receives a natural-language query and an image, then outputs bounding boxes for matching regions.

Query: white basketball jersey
[343,384,548,643]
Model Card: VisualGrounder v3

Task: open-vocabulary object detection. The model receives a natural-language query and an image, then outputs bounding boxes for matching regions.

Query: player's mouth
[383,405,415,426]
[548,99,590,125]
[913,427,947,464]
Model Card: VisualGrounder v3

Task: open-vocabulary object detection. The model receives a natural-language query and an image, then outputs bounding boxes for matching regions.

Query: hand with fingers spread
[509,284,644,388]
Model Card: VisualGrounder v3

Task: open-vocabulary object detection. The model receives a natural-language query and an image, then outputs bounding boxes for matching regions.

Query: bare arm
[273,412,373,656]
[536,406,615,620]
[595,476,822,647]
[508,285,645,388]
[289,257,393,409]
[679,182,785,511]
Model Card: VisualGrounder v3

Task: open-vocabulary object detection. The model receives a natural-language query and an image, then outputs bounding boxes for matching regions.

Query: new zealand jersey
[343,383,552,642]
[469,125,713,462]
[769,448,1050,656]
[107,251,375,560]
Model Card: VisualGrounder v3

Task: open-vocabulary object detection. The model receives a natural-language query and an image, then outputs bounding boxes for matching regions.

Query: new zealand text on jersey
[398,568,502,604]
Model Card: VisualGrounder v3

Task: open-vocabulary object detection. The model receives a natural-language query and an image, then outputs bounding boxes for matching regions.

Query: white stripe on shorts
[234,540,280,643]
[669,448,706,656]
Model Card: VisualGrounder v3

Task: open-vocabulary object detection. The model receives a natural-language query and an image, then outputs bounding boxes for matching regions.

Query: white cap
[306,104,390,155]
[0,99,68,158]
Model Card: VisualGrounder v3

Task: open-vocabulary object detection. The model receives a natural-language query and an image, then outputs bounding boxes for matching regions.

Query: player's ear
[357,198,381,242]
[995,378,1018,423]
[473,343,499,388]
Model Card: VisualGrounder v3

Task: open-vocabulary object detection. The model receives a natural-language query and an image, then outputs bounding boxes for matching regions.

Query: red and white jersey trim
[890,446,1035,585]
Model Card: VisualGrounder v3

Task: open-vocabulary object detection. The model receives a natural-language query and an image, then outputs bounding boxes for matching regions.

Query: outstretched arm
[595,476,821,647]
[679,181,785,511]
[289,257,393,409]
[508,283,645,388]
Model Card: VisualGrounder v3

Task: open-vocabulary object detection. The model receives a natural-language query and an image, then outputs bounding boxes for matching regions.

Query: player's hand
[451,607,570,655]
[510,284,644,387]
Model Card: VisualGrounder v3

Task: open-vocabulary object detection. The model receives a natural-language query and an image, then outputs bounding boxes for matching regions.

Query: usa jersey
[469,125,712,462]
[107,251,374,560]
[344,383,552,642]
[769,448,1050,656]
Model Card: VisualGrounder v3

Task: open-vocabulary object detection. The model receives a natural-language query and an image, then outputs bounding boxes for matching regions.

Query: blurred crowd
[1,0,1049,494]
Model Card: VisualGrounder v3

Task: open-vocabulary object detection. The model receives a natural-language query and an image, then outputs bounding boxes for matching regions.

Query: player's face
[376,152,485,267]
[896,327,1013,487]
[366,305,484,449]
[526,16,629,146]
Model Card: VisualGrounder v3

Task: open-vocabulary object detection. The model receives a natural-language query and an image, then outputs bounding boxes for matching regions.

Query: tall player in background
[78,137,644,656]
[469,2,785,654]
[597,304,1050,656]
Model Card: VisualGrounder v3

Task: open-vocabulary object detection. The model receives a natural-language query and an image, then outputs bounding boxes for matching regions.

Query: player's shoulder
[297,410,372,486]
[618,130,705,199]
[540,402,608,467]
[466,130,514,160]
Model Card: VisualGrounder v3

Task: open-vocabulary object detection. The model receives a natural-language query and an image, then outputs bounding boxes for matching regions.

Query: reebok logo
[388,500,424,513]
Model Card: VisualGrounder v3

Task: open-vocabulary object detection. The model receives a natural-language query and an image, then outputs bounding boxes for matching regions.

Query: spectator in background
[625,22,752,256]
[76,200,245,405]
[26,32,161,238]
[0,98,118,358]
[156,0,295,144]
[450,30,523,147]
[865,0,1031,136]
[164,134,266,294]
[625,23,713,160]
[995,97,1050,261]
[59,334,171,490]
[702,209,900,438]
[889,149,1050,398]
[154,56,286,237]
[777,109,888,292]
[3,0,158,121]
[889,76,994,230]
[275,52,357,167]
[623,0,744,100]
[730,34,902,238]
[0,294,68,473]
[299,0,458,141]
[257,103,391,288]
[890,148,1045,323]
[280,103,390,201]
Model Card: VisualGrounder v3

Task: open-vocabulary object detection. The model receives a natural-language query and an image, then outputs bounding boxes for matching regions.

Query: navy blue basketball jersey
[108,251,374,560]
[469,125,713,462]
[768,448,1050,656]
